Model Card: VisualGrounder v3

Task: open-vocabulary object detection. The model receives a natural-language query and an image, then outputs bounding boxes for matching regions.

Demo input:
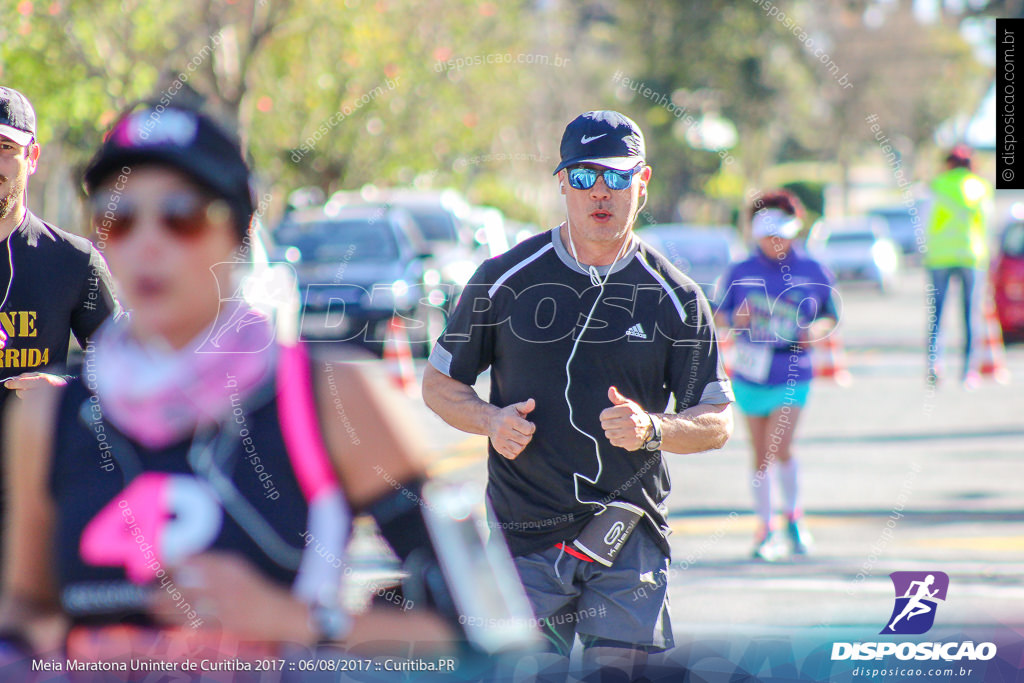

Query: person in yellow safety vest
[924,145,992,389]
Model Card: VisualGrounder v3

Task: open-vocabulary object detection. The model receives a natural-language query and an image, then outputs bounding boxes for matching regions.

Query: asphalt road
[351,263,1023,678]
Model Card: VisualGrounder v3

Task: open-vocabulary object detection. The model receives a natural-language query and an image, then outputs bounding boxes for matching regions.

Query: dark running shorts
[512,525,673,653]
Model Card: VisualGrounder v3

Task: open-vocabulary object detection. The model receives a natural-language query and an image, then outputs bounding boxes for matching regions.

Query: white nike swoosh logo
[580,134,606,144]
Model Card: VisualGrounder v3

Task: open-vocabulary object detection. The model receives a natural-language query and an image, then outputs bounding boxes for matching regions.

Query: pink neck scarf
[89,302,278,449]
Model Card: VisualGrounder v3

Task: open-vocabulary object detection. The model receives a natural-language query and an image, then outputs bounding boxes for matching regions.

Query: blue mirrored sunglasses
[567,164,642,191]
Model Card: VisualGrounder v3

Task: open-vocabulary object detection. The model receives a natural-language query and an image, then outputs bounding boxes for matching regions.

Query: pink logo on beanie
[111,109,198,148]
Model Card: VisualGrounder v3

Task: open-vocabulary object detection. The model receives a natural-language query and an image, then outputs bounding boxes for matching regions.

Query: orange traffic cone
[974,293,1011,385]
[383,316,416,396]
[811,331,852,387]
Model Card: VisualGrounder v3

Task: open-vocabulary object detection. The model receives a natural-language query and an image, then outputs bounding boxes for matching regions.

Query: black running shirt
[428,227,733,558]
[0,210,119,380]
[0,211,120,526]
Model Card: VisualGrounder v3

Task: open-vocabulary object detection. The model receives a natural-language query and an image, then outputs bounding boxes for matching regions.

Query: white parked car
[807,216,901,292]
[637,224,746,299]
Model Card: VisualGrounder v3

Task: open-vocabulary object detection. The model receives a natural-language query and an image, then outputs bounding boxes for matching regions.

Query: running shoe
[786,517,813,555]
[752,530,784,562]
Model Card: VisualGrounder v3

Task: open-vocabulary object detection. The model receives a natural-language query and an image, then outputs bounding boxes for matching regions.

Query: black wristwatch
[642,413,663,451]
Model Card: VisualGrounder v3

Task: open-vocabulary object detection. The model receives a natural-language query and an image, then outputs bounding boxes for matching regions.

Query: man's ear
[638,165,652,197]
[27,142,40,175]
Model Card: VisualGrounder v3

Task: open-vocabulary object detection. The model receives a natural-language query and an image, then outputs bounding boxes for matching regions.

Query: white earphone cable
[561,204,633,514]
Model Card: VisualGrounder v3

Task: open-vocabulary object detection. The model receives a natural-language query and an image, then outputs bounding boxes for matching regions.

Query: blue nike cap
[553,110,645,175]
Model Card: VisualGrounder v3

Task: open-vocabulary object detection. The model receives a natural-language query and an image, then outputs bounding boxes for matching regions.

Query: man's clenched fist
[488,398,536,459]
[599,386,652,451]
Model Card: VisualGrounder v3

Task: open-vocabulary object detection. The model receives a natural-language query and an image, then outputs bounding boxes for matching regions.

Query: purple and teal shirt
[716,245,839,386]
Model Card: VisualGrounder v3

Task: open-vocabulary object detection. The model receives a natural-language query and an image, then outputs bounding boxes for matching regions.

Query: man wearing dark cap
[423,111,733,679]
[0,86,121,541]
[924,145,992,388]
[0,87,120,393]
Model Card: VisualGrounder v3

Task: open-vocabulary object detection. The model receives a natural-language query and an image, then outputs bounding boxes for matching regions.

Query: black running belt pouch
[571,501,645,567]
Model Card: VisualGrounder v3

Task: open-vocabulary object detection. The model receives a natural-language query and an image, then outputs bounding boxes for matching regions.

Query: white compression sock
[778,459,800,519]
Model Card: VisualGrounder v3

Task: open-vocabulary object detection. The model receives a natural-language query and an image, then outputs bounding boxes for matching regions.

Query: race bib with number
[734,339,773,383]
[80,473,223,584]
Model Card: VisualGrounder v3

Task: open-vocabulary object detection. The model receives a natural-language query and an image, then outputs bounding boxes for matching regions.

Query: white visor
[751,209,801,239]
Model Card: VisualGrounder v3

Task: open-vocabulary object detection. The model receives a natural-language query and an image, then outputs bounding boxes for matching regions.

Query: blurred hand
[488,398,536,460]
[4,372,67,398]
[731,308,752,329]
[150,552,311,644]
[600,386,653,451]
[149,552,456,652]
[800,318,837,346]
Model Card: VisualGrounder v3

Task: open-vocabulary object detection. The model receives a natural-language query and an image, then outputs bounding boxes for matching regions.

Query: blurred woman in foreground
[0,105,458,666]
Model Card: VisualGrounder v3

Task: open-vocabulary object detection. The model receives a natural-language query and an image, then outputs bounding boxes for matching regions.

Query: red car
[993,221,1024,342]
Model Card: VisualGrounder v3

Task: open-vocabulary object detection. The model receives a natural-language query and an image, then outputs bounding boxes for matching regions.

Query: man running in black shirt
[0,87,120,534]
[423,110,733,680]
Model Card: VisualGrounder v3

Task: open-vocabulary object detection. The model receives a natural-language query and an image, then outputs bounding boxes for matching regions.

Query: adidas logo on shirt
[625,323,647,339]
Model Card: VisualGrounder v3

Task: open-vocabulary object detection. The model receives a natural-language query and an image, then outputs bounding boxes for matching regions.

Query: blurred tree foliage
[0,0,547,222]
[586,0,987,222]
[781,180,825,224]
[0,0,993,228]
